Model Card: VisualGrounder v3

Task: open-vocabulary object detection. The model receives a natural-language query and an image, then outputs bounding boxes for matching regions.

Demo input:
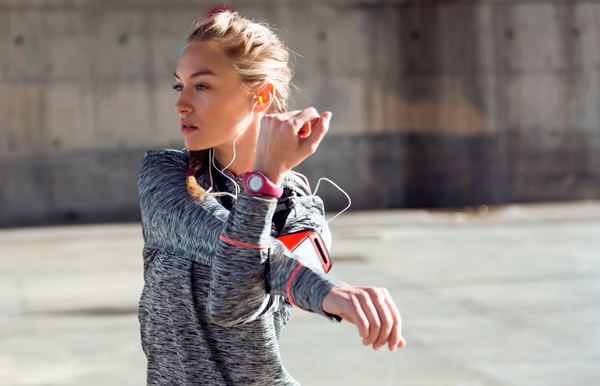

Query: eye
[195,84,208,91]
[172,83,183,92]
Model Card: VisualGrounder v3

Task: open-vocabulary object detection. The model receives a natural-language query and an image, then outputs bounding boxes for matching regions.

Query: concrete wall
[1,0,599,227]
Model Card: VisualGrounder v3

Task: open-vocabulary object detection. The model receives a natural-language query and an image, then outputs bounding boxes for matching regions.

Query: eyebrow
[173,70,216,79]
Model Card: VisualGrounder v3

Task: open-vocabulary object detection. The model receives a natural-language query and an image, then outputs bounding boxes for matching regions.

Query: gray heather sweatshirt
[138,149,346,385]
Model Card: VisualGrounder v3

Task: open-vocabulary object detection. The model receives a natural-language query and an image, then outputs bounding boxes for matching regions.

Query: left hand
[321,285,406,352]
[253,108,331,186]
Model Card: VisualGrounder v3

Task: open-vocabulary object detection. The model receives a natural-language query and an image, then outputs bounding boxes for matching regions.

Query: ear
[253,83,274,113]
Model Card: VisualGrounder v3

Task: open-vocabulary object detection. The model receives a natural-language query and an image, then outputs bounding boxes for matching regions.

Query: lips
[180,120,199,134]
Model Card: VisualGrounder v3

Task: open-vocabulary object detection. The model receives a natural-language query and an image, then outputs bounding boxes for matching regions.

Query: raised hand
[253,108,331,185]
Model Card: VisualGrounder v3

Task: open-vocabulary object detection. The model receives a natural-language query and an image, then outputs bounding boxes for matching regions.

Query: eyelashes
[171,83,208,92]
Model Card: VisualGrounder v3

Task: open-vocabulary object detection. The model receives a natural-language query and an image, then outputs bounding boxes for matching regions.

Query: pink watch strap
[243,172,284,198]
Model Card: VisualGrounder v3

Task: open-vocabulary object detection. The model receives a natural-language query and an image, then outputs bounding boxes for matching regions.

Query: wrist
[252,164,286,186]
[258,172,285,187]
[243,171,284,199]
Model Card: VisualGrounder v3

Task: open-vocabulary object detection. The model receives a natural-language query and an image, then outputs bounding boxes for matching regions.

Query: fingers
[369,289,394,350]
[385,292,405,351]
[322,286,406,353]
[299,111,330,153]
[265,108,318,131]
[269,108,328,141]
[354,287,392,351]
[357,296,383,348]
[349,295,370,341]
[352,287,405,352]
[290,107,320,129]
[353,289,380,347]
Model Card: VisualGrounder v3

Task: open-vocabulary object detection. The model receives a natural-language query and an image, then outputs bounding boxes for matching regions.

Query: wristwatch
[243,171,284,198]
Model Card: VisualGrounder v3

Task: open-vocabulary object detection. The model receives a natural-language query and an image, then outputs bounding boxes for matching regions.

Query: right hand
[253,108,331,185]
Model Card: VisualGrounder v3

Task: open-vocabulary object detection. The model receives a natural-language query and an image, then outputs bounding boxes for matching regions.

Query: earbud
[255,95,264,104]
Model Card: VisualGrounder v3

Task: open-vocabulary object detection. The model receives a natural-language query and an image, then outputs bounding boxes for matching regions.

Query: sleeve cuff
[287,264,346,322]
[220,193,277,247]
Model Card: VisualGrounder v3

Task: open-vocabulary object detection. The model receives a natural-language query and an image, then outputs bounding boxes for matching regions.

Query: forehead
[176,41,235,78]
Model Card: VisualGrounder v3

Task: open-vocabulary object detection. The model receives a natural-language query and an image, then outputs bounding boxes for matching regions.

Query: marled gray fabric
[138,149,345,385]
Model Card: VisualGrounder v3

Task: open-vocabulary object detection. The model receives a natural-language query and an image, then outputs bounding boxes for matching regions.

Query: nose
[174,93,193,114]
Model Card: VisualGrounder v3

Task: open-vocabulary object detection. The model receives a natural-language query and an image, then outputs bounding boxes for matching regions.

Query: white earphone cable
[211,100,259,201]
[312,177,352,223]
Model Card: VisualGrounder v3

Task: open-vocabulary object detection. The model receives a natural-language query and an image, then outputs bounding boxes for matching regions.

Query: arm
[266,180,406,352]
[138,150,280,326]
[207,185,342,325]
[268,181,344,320]
[255,110,406,352]
[207,193,276,326]
[265,183,406,351]
[207,109,337,325]
[138,149,338,327]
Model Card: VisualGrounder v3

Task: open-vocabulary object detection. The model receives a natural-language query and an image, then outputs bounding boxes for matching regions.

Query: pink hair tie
[187,168,197,176]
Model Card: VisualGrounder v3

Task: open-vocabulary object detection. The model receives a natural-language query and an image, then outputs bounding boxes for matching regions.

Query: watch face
[248,174,264,192]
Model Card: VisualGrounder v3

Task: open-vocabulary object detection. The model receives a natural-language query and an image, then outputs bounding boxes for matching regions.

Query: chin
[183,140,206,152]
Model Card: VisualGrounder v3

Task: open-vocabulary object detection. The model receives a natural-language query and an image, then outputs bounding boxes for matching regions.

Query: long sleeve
[139,149,345,328]
[209,190,346,326]
[207,194,276,326]
[267,173,346,320]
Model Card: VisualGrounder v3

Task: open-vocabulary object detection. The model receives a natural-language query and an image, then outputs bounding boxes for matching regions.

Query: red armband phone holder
[277,231,332,273]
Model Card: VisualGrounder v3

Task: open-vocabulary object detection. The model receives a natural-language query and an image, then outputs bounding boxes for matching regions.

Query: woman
[138,10,405,385]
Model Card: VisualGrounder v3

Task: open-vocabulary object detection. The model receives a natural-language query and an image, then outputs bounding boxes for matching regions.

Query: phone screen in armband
[277,231,332,273]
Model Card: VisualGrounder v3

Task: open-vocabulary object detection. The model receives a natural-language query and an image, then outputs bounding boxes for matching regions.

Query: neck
[213,128,258,177]
[214,146,255,177]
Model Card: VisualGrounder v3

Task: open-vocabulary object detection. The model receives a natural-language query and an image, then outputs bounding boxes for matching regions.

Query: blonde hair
[185,10,293,199]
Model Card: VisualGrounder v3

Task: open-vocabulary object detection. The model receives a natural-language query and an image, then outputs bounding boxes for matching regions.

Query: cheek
[198,98,232,124]
[212,107,245,132]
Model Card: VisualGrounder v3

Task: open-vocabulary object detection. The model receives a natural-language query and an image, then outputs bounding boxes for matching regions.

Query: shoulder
[278,170,326,220]
[140,148,189,171]
[138,148,189,195]
[274,170,329,239]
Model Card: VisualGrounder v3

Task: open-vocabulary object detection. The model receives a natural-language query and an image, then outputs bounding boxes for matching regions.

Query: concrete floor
[1,200,599,386]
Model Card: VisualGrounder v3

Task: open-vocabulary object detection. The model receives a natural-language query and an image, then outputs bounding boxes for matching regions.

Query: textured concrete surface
[1,1,600,226]
[1,200,599,385]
